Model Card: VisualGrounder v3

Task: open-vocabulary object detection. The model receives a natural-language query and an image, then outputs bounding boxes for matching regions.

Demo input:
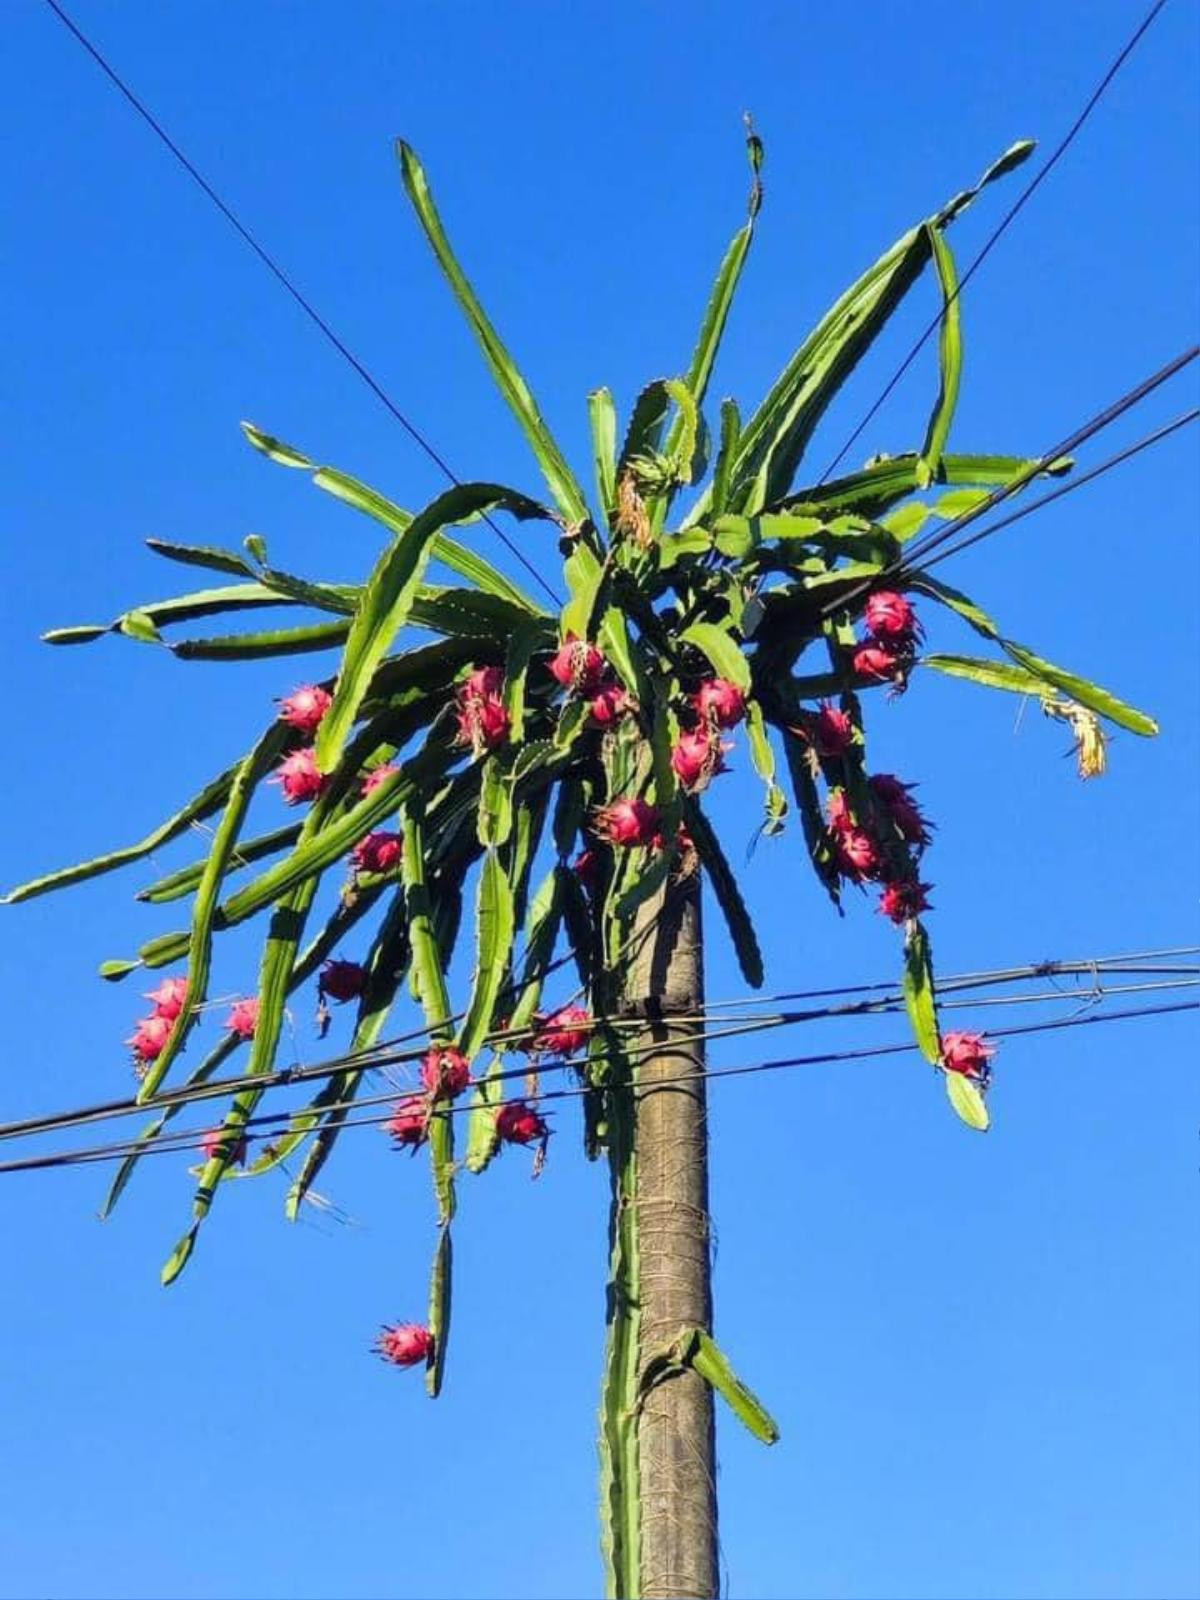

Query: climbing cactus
[3,126,1159,1597]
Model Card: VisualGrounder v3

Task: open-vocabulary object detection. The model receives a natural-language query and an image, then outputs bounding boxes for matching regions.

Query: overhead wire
[2,949,1193,1144]
[815,0,1172,485]
[904,407,1199,577]
[696,947,1200,1013]
[899,349,1198,572]
[0,995,1192,1178]
[44,0,1180,620]
[39,0,564,609]
[0,949,1185,1143]
[38,0,1187,627]
[816,344,1198,624]
[0,952,1193,1151]
[103,975,1200,1143]
[0,892,679,1148]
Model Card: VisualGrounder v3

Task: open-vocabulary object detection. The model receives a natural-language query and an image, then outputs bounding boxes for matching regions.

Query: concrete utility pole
[626,871,717,1599]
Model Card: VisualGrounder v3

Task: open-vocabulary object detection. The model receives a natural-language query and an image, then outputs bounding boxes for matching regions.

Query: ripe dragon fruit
[200,1126,248,1166]
[549,634,607,696]
[455,667,510,755]
[825,788,856,833]
[361,763,400,797]
[863,590,921,643]
[804,701,855,759]
[532,1005,591,1057]
[127,1014,174,1062]
[852,642,905,683]
[224,997,260,1040]
[692,677,746,729]
[593,797,662,848]
[589,684,633,727]
[351,831,403,876]
[271,746,327,806]
[385,1095,428,1150]
[144,976,188,1021]
[496,1100,549,1145]
[833,827,882,881]
[869,773,932,848]
[462,665,505,701]
[572,848,599,891]
[940,1031,996,1082]
[671,728,729,793]
[319,959,366,1004]
[877,880,933,925]
[420,1045,471,1099]
[277,684,332,735]
[374,1322,434,1368]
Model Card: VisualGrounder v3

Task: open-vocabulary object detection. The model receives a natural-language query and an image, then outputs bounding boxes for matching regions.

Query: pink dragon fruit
[833,827,882,881]
[593,797,662,848]
[224,998,260,1040]
[351,831,403,876]
[692,677,746,729]
[805,702,855,758]
[852,643,905,683]
[127,1014,174,1063]
[374,1322,434,1367]
[869,773,932,848]
[361,763,400,797]
[941,1031,996,1081]
[671,727,728,792]
[145,977,188,1022]
[271,747,327,806]
[549,634,607,696]
[572,848,599,891]
[319,959,366,1004]
[825,788,856,833]
[385,1095,428,1150]
[200,1126,248,1166]
[496,1100,549,1146]
[277,684,332,734]
[420,1046,471,1099]
[532,1005,591,1057]
[463,665,505,701]
[863,590,921,643]
[455,668,510,754]
[877,880,933,925]
[589,684,633,727]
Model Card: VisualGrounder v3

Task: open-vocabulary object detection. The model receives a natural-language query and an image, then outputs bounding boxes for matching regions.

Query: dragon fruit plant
[3,129,1157,1595]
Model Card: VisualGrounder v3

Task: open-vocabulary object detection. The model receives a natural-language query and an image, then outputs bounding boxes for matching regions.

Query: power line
[901,350,1198,571]
[39,0,564,609]
[0,995,1192,1178]
[906,407,1199,577]
[817,344,1198,625]
[0,887,675,1151]
[0,951,1193,1149]
[2,951,1190,1143]
[815,0,1172,485]
[118,974,1200,1145]
[38,0,1188,644]
[698,947,1200,1014]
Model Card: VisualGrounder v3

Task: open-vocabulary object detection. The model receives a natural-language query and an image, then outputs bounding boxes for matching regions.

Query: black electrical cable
[0,996,1192,1178]
[817,345,1198,625]
[906,408,1199,577]
[815,0,1172,485]
[40,0,564,609]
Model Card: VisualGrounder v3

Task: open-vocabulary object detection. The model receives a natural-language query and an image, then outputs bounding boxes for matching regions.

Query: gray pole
[625,870,718,1599]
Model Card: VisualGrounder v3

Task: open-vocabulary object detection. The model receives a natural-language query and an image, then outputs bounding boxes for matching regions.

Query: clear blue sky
[2,3,1198,1597]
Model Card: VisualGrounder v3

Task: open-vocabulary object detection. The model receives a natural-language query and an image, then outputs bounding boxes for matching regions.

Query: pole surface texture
[626,872,717,1599]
